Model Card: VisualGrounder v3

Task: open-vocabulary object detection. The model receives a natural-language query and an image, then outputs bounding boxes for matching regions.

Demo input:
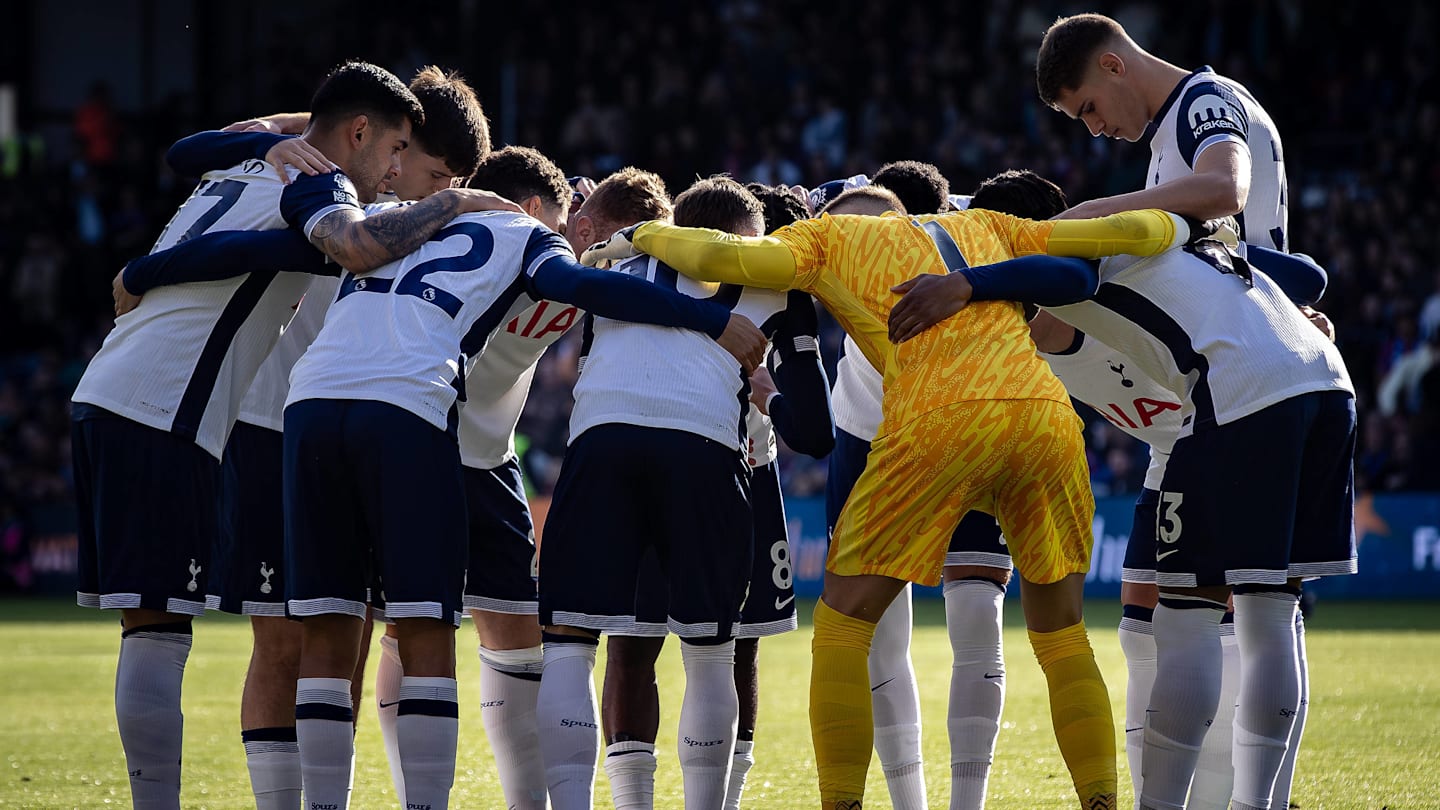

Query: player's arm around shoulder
[302,186,521,274]
[1003,205,1213,259]
[1059,142,1251,223]
[629,220,804,290]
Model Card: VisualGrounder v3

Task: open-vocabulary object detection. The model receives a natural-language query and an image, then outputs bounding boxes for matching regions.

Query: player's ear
[570,214,593,246]
[348,114,370,148]
[521,195,544,219]
[1098,51,1125,77]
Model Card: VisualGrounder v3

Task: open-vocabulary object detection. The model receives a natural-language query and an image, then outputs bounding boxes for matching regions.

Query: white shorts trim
[288,597,369,620]
[551,610,659,635]
[1224,567,1291,586]
[383,601,463,627]
[1121,567,1157,584]
[464,595,540,615]
[943,552,1013,569]
[77,591,140,610]
[1288,559,1357,578]
[239,600,288,617]
[164,597,209,616]
[733,615,798,638]
[667,618,721,639]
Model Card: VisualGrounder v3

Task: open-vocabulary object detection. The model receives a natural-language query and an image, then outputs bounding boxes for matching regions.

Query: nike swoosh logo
[983,672,1003,679]
[1156,550,1179,561]
[774,595,795,610]
[1125,727,1143,733]
[378,699,400,708]
[872,677,896,692]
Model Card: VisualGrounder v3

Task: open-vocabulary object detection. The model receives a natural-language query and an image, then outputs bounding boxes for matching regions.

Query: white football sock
[375,633,406,803]
[1231,591,1301,810]
[115,624,192,810]
[243,727,301,810]
[678,640,738,809]
[538,637,600,810]
[723,738,755,810]
[1271,610,1308,809]
[1140,597,1225,810]
[295,677,354,810]
[1118,605,1157,808]
[1188,620,1239,808]
[944,578,1005,810]
[604,740,657,810]
[869,586,927,810]
[397,676,459,810]
[479,645,547,810]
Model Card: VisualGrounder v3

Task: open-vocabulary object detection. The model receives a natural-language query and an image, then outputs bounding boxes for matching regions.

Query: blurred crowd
[1,0,1436,589]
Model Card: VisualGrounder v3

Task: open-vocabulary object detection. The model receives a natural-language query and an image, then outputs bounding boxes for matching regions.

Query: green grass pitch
[2,597,1436,808]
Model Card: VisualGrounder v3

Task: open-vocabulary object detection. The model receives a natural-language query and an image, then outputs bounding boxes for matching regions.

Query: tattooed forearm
[308,207,367,269]
[359,189,465,265]
[307,188,466,274]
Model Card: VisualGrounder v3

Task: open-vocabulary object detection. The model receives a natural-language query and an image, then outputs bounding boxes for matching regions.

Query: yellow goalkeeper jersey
[632,208,1185,436]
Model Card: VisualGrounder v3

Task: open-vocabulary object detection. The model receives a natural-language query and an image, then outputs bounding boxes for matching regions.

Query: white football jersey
[458,298,581,469]
[1045,249,1352,438]
[236,201,399,432]
[569,255,787,451]
[1041,331,1182,490]
[831,334,884,441]
[287,211,573,431]
[1146,67,1288,250]
[235,276,339,432]
[71,161,348,458]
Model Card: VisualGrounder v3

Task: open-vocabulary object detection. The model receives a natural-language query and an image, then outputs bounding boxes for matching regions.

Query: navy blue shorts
[462,459,539,614]
[626,550,670,637]
[1155,391,1357,588]
[72,404,221,616]
[283,399,468,626]
[628,461,797,638]
[823,428,871,536]
[1121,488,1160,585]
[211,421,286,616]
[539,424,752,642]
[828,428,1008,571]
[943,512,1009,570]
[737,462,798,637]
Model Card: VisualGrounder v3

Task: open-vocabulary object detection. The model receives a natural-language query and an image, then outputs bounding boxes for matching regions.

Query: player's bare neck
[298,128,348,176]
[1138,55,1193,120]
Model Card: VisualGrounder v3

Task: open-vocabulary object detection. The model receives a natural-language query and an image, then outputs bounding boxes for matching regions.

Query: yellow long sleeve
[632,221,800,290]
[1004,209,1189,259]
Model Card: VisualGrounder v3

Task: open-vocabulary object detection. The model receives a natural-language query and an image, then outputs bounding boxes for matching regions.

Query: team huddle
[70,12,1355,810]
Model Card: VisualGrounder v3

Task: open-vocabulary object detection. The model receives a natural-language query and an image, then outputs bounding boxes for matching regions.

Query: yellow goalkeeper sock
[1029,621,1118,810]
[810,599,878,809]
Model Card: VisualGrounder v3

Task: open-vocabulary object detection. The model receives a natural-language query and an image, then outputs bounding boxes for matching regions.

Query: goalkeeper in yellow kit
[582,197,1210,810]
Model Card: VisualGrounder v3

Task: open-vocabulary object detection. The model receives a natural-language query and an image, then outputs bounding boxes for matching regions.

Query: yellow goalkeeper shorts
[828,398,1094,586]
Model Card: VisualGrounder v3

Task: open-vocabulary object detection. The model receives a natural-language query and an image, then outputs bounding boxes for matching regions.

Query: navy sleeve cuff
[167,131,291,176]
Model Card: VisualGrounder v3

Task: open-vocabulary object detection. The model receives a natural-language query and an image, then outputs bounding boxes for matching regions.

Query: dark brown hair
[408,65,490,179]
[1035,13,1127,107]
